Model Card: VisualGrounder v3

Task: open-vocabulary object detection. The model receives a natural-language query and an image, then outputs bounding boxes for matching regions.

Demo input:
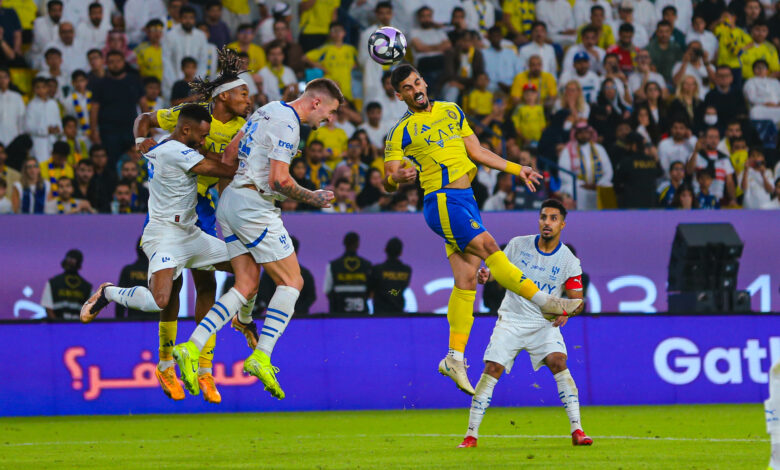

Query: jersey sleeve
[155,107,180,132]
[267,120,299,163]
[564,254,583,291]
[384,121,405,162]
[454,103,474,138]
[166,146,204,173]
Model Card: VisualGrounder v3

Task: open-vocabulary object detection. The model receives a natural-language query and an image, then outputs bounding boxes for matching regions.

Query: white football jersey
[232,101,300,199]
[498,235,583,326]
[145,139,204,226]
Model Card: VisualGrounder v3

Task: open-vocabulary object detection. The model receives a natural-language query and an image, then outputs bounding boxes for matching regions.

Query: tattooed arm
[269,159,334,208]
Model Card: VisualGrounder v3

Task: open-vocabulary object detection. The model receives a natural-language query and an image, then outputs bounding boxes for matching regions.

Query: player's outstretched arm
[133,112,161,153]
[190,158,238,179]
[553,289,585,327]
[462,134,543,192]
[382,160,417,192]
[270,159,334,208]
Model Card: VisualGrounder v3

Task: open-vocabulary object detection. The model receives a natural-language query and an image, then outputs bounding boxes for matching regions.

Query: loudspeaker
[731,290,752,312]
[668,291,720,313]
[668,223,744,293]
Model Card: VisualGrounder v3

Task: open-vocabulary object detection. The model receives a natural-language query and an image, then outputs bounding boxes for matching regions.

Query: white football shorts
[483,318,568,372]
[141,222,229,280]
[217,185,295,264]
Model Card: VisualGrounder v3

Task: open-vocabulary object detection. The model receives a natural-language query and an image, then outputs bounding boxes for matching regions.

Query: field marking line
[1,434,768,447]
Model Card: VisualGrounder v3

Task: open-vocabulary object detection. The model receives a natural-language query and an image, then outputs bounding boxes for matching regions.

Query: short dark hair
[88,2,102,12]
[334,177,350,188]
[87,48,102,57]
[308,139,324,148]
[540,199,567,219]
[753,58,769,71]
[669,160,685,172]
[657,20,672,30]
[662,5,677,15]
[106,49,124,60]
[237,23,253,32]
[52,141,70,157]
[265,39,285,55]
[416,6,432,17]
[581,24,599,36]
[178,103,212,124]
[62,115,78,127]
[143,76,161,87]
[77,159,94,169]
[619,23,634,33]
[531,20,547,31]
[305,77,346,104]
[375,1,392,11]
[181,56,197,68]
[206,0,222,10]
[146,18,164,29]
[45,47,62,58]
[32,76,48,87]
[751,19,769,30]
[696,167,715,179]
[385,237,402,258]
[115,179,132,191]
[366,101,382,112]
[89,144,106,156]
[590,5,604,14]
[47,0,63,10]
[180,5,197,17]
[343,231,359,250]
[390,64,418,92]
[71,69,87,81]
[329,21,345,31]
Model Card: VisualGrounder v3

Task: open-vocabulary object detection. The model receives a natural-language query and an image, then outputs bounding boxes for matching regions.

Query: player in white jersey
[766,359,780,470]
[80,105,239,400]
[459,199,593,448]
[172,78,344,400]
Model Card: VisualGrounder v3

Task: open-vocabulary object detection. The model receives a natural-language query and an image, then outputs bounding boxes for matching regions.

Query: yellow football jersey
[307,125,349,168]
[714,23,752,68]
[227,42,266,74]
[464,89,494,116]
[134,42,163,81]
[305,44,357,100]
[740,42,780,79]
[512,104,546,142]
[385,101,477,195]
[300,0,340,35]
[502,0,535,38]
[156,103,246,195]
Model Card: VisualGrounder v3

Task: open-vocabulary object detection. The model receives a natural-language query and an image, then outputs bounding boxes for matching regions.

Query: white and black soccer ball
[367,26,407,66]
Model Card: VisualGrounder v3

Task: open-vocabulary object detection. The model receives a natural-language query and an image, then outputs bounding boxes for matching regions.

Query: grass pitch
[0,404,767,469]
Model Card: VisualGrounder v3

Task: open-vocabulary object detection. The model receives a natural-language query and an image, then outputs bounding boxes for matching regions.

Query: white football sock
[530,291,551,307]
[105,286,161,312]
[190,288,247,350]
[555,369,582,433]
[238,295,257,324]
[257,286,299,357]
[466,374,498,439]
[157,359,174,372]
[448,348,464,361]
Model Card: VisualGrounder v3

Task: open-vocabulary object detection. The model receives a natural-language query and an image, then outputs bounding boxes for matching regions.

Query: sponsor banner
[0,315,775,416]
[1,211,778,319]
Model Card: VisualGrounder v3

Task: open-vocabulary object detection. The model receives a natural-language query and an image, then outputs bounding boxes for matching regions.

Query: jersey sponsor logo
[533,281,556,294]
[161,256,171,263]
[181,149,195,155]
[423,125,459,148]
[277,139,294,150]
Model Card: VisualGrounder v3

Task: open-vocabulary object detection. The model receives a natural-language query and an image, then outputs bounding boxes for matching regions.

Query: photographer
[740,148,775,209]
[671,41,716,98]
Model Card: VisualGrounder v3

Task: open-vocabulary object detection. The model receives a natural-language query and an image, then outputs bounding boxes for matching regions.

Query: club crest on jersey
[550,266,560,281]
[469,219,480,230]
[447,110,458,121]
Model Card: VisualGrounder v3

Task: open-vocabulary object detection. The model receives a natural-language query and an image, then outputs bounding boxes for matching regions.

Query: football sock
[448,348,464,361]
[484,251,545,305]
[767,360,780,465]
[158,321,177,371]
[555,369,582,433]
[257,286,299,357]
[447,287,476,355]
[198,334,216,375]
[105,286,161,312]
[466,374,498,438]
[238,295,257,324]
[190,288,247,350]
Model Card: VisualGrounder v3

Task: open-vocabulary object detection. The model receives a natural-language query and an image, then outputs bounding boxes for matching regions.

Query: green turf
[0,404,768,469]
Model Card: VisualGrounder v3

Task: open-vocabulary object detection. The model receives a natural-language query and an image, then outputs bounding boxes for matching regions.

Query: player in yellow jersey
[133,49,253,403]
[384,65,583,395]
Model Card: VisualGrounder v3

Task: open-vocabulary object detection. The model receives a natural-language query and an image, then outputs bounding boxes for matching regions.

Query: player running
[80,105,238,401]
[171,78,343,400]
[458,199,592,448]
[129,49,254,403]
[384,64,582,395]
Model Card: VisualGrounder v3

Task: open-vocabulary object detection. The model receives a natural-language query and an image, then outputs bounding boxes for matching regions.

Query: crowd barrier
[0,315,776,416]
[1,210,778,319]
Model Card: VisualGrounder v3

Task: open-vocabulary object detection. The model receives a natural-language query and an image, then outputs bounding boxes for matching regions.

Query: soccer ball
[368,26,407,66]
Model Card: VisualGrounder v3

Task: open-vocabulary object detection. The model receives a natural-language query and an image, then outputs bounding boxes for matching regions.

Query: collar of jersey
[148,138,171,152]
[280,101,301,126]
[408,100,436,114]
[534,234,561,256]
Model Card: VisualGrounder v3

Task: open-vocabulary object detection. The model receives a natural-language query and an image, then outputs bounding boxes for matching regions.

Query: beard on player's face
[407,90,428,110]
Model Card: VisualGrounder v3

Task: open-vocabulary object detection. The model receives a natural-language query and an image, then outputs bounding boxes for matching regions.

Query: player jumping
[458,199,592,448]
[129,48,254,403]
[171,78,343,400]
[767,358,780,469]
[384,64,582,395]
[80,105,238,401]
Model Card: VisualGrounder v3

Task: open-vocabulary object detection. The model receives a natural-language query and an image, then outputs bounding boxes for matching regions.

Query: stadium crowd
[0,0,779,215]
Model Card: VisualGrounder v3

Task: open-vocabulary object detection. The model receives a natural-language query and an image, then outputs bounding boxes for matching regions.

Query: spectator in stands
[119,160,148,209]
[668,76,705,132]
[637,81,669,134]
[90,50,143,163]
[658,119,697,178]
[134,19,164,82]
[88,144,115,213]
[628,50,666,99]
[536,0,576,47]
[713,11,751,87]
[304,22,358,105]
[369,237,411,314]
[606,23,639,74]
[0,176,9,212]
[556,80,590,122]
[704,66,748,132]
[463,72,493,119]
[0,143,18,197]
[656,0,692,35]
[62,70,91,141]
[169,56,197,105]
[256,40,296,102]
[325,231,372,314]
[123,0,165,45]
[765,177,780,210]
[228,23,266,74]
[104,29,138,67]
[687,14,719,60]
[357,167,387,212]
[558,120,614,210]
[72,158,97,207]
[322,178,359,213]
[520,21,558,76]
[357,1,394,102]
[410,6,451,97]
[695,168,720,209]
[85,48,104,88]
[737,0,765,32]
[288,158,317,212]
[257,235,317,315]
[606,119,634,166]
[744,59,780,124]
[40,249,91,321]
[717,120,744,156]
[441,30,485,103]
[44,175,92,214]
[613,132,663,208]
[671,183,698,209]
[596,77,631,122]
[0,2,21,67]
[658,6,687,49]
[511,54,557,109]
[39,141,73,198]
[741,20,779,81]
[559,51,601,104]
[482,26,521,94]
[388,191,408,212]
[271,19,304,79]
[60,116,87,167]
[298,0,339,52]
[740,148,775,209]
[611,2,649,49]
[693,0,725,30]
[46,22,87,78]
[203,1,229,49]
[31,0,62,65]
[647,20,683,84]
[75,2,109,47]
[0,67,24,147]
[512,83,546,145]
[303,139,332,190]
[25,77,61,162]
[686,127,736,205]
[334,136,368,194]
[138,76,163,116]
[162,5,208,96]
[574,0,612,30]
[672,43,715,100]
[307,117,347,169]
[357,102,385,150]
[563,24,605,76]
[483,172,518,211]
[111,179,138,214]
[658,161,687,208]
[581,5,615,50]
[12,156,49,213]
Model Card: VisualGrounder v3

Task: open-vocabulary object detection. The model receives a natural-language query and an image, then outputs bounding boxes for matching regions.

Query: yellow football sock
[158,321,177,362]
[447,287,476,352]
[198,334,216,372]
[485,251,540,299]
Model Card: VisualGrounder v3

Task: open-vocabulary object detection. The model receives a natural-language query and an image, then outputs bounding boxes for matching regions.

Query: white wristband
[135,137,147,145]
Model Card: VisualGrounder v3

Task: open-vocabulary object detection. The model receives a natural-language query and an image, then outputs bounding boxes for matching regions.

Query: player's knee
[276,274,304,291]
[484,361,504,378]
[545,354,568,374]
[454,274,477,291]
[153,291,170,310]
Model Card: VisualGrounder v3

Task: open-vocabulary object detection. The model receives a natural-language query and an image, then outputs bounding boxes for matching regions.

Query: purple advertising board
[0,315,777,416]
[1,211,778,319]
